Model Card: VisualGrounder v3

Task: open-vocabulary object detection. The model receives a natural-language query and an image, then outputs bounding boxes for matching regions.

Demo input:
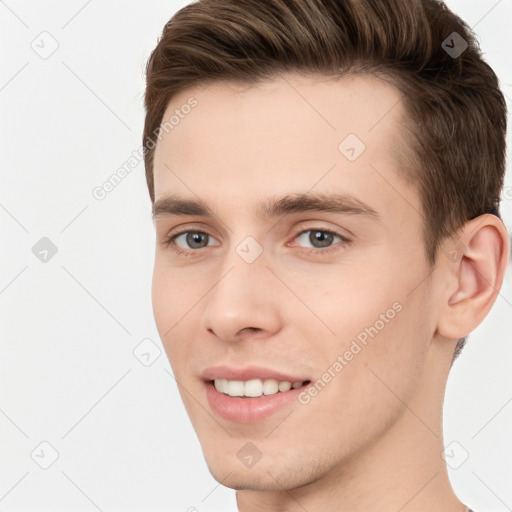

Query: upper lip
[201,365,310,383]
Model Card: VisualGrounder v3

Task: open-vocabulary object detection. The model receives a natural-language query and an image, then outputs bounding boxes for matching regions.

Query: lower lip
[205,381,307,423]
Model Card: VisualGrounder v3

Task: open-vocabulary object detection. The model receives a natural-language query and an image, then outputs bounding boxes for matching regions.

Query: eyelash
[162,228,351,257]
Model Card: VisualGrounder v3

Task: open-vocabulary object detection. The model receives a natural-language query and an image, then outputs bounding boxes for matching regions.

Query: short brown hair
[143,0,507,266]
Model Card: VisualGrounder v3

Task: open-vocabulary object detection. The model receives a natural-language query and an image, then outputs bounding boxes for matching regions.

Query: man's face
[151,73,441,490]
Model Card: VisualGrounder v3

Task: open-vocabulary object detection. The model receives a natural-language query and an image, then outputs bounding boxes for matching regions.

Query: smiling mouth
[210,378,311,398]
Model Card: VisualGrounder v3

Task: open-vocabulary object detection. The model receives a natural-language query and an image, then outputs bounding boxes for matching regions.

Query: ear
[436,214,510,340]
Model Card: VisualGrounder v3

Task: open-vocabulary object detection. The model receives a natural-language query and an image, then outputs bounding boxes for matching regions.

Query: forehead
[152,73,414,220]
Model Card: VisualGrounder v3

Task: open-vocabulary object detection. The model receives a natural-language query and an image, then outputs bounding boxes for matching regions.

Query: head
[144,0,508,494]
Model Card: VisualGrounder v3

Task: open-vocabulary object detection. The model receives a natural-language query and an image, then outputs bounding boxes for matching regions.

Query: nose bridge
[201,236,281,341]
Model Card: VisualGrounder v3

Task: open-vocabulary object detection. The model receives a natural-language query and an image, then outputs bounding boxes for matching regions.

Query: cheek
[331,288,431,415]
[299,266,432,401]
[151,264,171,336]
[151,258,202,328]
[151,262,194,369]
[290,301,430,462]
[287,268,396,346]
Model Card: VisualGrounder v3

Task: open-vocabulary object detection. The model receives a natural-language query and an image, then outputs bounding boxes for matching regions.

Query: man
[143,0,509,510]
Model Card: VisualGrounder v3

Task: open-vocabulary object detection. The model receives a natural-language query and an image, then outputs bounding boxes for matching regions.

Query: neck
[236,338,466,512]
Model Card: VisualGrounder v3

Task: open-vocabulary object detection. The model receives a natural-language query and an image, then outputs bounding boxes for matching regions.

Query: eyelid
[164,222,221,240]
[295,220,355,239]
[295,228,346,241]
[290,223,352,242]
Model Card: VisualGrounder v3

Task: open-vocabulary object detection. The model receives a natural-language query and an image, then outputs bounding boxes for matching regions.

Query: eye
[163,227,350,258]
[293,229,349,254]
[172,231,217,250]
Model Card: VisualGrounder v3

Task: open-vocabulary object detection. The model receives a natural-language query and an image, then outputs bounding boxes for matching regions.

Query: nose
[201,246,283,343]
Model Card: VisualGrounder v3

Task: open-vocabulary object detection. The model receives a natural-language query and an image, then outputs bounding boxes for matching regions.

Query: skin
[150,73,509,512]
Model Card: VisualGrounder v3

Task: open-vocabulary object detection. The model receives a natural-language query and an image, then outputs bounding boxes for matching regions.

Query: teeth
[228,380,244,397]
[262,379,279,395]
[213,378,305,397]
[214,379,228,394]
[278,381,292,392]
[245,379,263,397]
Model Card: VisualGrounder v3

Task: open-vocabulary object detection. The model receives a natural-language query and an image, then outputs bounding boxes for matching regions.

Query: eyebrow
[152,192,380,222]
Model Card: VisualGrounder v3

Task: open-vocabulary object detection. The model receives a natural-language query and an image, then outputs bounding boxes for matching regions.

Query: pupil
[187,232,207,248]
[310,231,333,248]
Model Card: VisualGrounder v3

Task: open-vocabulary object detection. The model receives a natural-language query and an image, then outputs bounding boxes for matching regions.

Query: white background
[1,1,511,511]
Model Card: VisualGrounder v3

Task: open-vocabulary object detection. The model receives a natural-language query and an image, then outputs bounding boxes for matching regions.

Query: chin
[203,448,325,492]
[208,468,299,492]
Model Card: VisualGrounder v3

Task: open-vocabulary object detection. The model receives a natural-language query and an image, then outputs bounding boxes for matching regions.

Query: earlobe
[437,214,509,340]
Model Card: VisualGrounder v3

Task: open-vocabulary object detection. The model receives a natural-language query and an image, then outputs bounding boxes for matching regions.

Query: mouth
[210,378,311,398]
[203,374,312,423]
